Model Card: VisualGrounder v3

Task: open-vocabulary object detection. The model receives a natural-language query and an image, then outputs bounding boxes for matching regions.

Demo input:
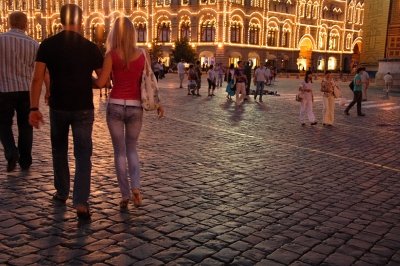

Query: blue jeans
[255,81,265,100]
[0,92,32,168]
[50,109,94,206]
[106,103,143,200]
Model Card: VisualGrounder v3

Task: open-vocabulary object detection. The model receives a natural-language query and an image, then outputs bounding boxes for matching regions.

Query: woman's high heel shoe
[132,189,142,207]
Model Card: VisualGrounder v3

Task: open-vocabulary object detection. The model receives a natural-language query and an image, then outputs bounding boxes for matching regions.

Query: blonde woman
[320,71,336,126]
[94,17,164,209]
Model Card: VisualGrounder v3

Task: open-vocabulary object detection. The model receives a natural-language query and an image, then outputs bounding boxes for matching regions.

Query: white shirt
[0,29,39,92]
[361,71,369,83]
[208,69,216,81]
[254,67,267,82]
[384,74,393,83]
[177,62,185,74]
[265,68,271,78]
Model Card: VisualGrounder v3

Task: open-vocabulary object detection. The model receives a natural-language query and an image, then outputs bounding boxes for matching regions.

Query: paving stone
[267,248,301,264]
[229,256,255,266]
[78,251,112,264]
[299,251,326,265]
[129,243,164,260]
[197,257,225,266]
[242,248,268,261]
[322,252,356,266]
[8,254,42,266]
[132,257,164,266]
[211,248,240,263]
[183,246,215,263]
[359,252,389,265]
[154,247,187,263]
[83,239,117,252]
[255,259,285,266]
[370,244,396,257]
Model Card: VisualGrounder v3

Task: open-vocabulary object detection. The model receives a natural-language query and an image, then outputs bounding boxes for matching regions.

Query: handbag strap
[141,48,151,75]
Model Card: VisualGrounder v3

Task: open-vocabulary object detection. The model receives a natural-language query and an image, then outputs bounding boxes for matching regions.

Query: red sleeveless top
[109,50,145,100]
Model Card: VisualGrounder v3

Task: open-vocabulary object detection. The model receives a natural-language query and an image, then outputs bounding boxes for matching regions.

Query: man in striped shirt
[0,12,39,172]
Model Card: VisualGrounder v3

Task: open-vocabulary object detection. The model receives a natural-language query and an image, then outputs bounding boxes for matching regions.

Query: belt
[108,98,142,107]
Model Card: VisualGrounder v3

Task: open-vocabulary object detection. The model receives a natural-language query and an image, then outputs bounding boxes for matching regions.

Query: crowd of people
[177,59,374,127]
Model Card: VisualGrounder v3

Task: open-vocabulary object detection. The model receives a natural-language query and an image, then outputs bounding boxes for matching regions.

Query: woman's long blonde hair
[106,16,137,68]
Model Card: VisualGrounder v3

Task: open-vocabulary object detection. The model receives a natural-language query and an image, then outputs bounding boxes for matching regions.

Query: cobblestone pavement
[1,74,400,266]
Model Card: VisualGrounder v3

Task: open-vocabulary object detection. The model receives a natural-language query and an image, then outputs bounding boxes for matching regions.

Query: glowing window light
[327,56,337,70]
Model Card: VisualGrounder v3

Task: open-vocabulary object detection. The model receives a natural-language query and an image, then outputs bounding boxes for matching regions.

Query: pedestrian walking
[299,72,317,126]
[177,59,185,89]
[234,61,247,106]
[361,67,370,101]
[253,64,268,102]
[225,64,235,100]
[207,64,216,96]
[244,61,252,100]
[29,4,104,219]
[265,66,272,86]
[194,60,202,96]
[0,12,39,172]
[383,72,393,95]
[216,63,225,87]
[153,61,162,82]
[93,17,164,210]
[345,67,365,116]
[187,64,197,95]
[320,71,336,126]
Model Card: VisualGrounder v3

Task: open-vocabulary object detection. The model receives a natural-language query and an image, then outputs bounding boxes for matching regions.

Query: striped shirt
[0,29,39,93]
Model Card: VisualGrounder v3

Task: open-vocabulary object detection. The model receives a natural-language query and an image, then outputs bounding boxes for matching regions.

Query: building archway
[298,38,313,71]
[199,50,215,68]
[248,52,260,68]
[229,51,242,67]
[351,42,361,73]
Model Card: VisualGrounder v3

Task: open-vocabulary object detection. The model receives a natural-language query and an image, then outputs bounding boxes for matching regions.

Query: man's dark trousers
[0,91,33,169]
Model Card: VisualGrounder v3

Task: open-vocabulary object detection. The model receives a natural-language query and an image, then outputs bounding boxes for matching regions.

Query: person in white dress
[299,72,317,126]
[383,72,393,95]
[177,59,185,89]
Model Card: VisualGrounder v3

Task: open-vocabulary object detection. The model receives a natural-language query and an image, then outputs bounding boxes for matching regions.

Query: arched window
[319,29,327,49]
[267,27,278,46]
[52,24,63,36]
[157,22,170,42]
[306,0,312,18]
[201,21,215,42]
[137,23,146,43]
[329,30,340,50]
[34,0,41,9]
[180,22,190,40]
[36,24,42,40]
[248,24,260,45]
[356,5,362,24]
[281,26,291,47]
[299,0,306,17]
[346,33,352,49]
[312,1,319,19]
[328,56,337,70]
[348,2,355,22]
[230,22,242,43]
[251,0,261,7]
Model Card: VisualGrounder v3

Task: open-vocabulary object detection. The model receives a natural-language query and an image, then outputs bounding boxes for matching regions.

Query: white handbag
[140,49,160,111]
[333,86,342,98]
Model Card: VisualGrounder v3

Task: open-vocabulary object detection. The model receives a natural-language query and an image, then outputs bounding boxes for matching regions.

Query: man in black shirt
[29,4,103,219]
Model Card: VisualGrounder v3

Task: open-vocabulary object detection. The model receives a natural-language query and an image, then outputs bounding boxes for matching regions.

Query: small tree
[148,38,163,63]
[172,38,197,64]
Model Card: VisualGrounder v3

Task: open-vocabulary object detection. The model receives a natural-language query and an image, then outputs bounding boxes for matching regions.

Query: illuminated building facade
[0,0,364,72]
